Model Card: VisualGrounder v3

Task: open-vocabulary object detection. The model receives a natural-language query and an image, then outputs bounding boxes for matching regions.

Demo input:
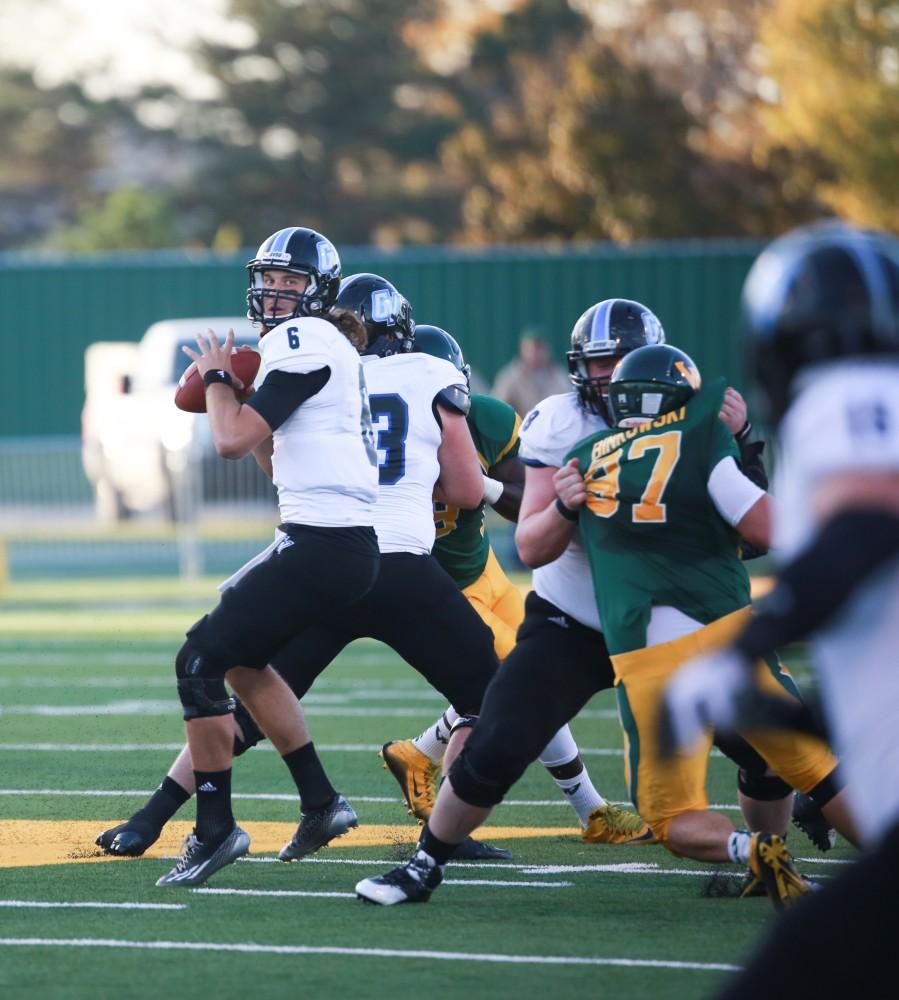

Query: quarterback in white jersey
[149,226,383,889]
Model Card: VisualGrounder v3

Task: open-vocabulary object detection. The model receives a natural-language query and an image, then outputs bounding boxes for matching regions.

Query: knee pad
[449,714,478,736]
[233,698,265,756]
[447,749,512,808]
[806,765,843,807]
[175,641,235,721]
[738,768,792,801]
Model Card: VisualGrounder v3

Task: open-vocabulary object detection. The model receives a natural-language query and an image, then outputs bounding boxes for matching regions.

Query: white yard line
[0,900,185,910]
[0,743,627,755]
[0,937,741,971]
[0,701,617,720]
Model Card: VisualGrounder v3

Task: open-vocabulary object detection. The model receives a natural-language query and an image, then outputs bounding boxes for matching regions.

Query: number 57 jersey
[566,377,751,655]
[362,352,470,554]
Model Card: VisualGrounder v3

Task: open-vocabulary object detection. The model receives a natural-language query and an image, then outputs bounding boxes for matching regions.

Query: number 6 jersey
[257,316,378,526]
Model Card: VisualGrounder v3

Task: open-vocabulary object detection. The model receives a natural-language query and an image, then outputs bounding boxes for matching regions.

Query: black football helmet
[335,273,415,357]
[413,324,471,390]
[246,226,342,327]
[607,344,701,427]
[743,220,899,426]
[568,298,666,415]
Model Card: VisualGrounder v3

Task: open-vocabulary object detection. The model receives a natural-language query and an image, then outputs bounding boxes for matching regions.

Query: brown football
[174,347,262,413]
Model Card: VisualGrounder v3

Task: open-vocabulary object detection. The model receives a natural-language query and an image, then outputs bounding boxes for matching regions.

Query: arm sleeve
[735,509,899,660]
[707,456,766,527]
[245,367,330,431]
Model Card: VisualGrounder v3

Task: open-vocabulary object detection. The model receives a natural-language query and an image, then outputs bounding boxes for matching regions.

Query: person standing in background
[491,332,570,416]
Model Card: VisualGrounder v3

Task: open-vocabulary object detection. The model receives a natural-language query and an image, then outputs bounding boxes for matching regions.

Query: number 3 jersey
[362,352,469,554]
[566,378,754,655]
[258,316,378,527]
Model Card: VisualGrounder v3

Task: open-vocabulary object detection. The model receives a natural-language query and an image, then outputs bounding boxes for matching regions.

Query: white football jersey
[258,316,378,527]
[518,392,607,630]
[775,360,899,844]
[363,352,469,554]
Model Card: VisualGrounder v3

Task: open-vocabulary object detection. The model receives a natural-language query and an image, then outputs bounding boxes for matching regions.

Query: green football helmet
[413,324,471,390]
[607,345,701,426]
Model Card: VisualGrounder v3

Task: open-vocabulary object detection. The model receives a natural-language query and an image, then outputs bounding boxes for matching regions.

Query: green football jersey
[433,393,521,588]
[564,377,751,655]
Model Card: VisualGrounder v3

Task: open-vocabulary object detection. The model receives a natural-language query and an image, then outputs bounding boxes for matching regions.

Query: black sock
[194,768,234,844]
[128,776,190,834]
[418,823,457,866]
[282,743,337,813]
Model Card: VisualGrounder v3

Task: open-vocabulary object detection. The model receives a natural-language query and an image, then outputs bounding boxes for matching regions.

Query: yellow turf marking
[0,821,574,869]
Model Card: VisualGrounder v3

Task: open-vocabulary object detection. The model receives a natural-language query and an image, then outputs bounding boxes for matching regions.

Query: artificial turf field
[0,576,854,999]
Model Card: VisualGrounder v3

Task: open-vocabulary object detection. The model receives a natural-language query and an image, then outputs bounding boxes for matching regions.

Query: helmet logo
[675,360,701,389]
[642,312,665,345]
[371,288,400,325]
[317,241,340,276]
[258,250,292,264]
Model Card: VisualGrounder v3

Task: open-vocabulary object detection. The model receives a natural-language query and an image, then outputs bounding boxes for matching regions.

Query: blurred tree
[51,186,179,252]
[759,0,899,229]
[0,68,109,248]
[436,0,821,241]
[147,0,459,246]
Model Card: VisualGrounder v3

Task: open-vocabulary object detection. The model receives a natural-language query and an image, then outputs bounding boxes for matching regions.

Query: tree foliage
[758,0,899,229]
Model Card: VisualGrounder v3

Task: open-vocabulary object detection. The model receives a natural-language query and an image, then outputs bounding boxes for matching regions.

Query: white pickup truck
[81,317,266,521]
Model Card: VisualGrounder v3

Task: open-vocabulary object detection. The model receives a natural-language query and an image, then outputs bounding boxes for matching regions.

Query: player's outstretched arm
[484,453,524,522]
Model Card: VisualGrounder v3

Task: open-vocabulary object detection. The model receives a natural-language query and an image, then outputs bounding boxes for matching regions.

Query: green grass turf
[0,578,852,999]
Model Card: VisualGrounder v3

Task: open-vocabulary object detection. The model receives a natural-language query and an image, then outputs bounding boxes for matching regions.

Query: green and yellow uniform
[433,393,524,659]
[566,378,837,843]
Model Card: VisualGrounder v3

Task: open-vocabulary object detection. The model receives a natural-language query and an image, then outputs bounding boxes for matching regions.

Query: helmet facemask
[247,265,326,329]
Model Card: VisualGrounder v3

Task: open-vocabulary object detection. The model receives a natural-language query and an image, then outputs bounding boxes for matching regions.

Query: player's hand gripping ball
[175,345,261,413]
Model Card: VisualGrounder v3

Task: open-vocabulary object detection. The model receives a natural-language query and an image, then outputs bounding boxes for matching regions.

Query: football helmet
[246,226,342,327]
[568,298,666,415]
[607,344,701,427]
[335,273,415,357]
[413,324,471,390]
[743,220,899,425]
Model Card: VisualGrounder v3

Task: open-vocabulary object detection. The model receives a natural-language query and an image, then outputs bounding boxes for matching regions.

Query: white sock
[551,767,606,825]
[727,830,753,866]
[538,724,580,767]
[411,708,459,764]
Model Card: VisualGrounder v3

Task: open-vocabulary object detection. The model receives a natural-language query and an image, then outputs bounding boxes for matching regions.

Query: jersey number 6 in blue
[369,394,408,485]
[287,327,300,349]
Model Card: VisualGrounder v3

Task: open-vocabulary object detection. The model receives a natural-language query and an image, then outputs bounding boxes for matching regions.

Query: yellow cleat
[748,832,810,910]
[581,804,657,845]
[380,740,441,823]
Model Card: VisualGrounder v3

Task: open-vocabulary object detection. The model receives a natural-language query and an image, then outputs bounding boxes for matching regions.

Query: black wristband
[735,419,752,442]
[554,497,579,522]
[203,369,234,388]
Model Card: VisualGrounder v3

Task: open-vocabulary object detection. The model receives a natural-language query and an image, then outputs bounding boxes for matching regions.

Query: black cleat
[278,794,358,862]
[792,792,836,852]
[355,850,443,905]
[156,824,250,887]
[451,837,513,861]
[96,820,159,857]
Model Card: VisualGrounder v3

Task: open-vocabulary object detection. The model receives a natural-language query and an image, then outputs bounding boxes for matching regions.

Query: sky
[0,0,252,98]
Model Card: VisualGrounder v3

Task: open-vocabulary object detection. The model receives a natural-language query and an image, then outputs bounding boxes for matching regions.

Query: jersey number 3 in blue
[369,394,408,485]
